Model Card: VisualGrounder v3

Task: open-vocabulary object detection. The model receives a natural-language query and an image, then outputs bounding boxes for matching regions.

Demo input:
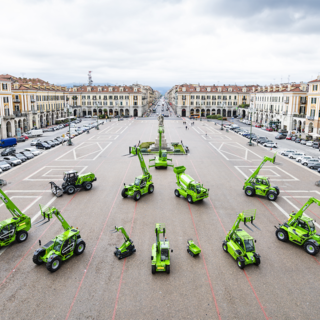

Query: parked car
[313,142,320,148]
[2,156,22,167]
[0,138,17,148]
[291,136,297,141]
[289,152,306,159]
[1,147,16,156]
[20,151,34,159]
[0,161,11,171]
[24,148,41,156]
[44,140,56,147]
[257,138,272,144]
[36,142,51,150]
[286,135,292,140]
[255,124,262,128]
[302,159,320,166]
[21,135,29,140]
[300,140,306,145]
[266,127,274,132]
[278,129,288,134]
[308,162,320,170]
[275,134,286,140]
[54,137,63,144]
[306,141,313,147]
[263,142,277,148]
[31,139,41,146]
[13,153,27,162]
[16,137,26,143]
[280,150,296,156]
[295,138,301,143]
[296,155,313,163]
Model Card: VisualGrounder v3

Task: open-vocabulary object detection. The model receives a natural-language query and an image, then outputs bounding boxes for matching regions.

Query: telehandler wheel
[134,191,141,201]
[267,191,277,201]
[187,195,193,203]
[66,186,76,195]
[46,256,62,273]
[16,230,28,243]
[148,184,154,194]
[83,182,92,191]
[222,242,228,253]
[75,241,86,255]
[174,189,180,197]
[33,250,45,265]
[254,257,261,266]
[121,188,128,198]
[275,229,288,242]
[245,187,255,197]
[166,265,170,274]
[236,258,245,269]
[152,265,156,274]
[304,241,320,256]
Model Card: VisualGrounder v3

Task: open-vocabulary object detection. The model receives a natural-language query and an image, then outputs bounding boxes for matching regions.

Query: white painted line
[192,127,200,134]
[0,196,41,209]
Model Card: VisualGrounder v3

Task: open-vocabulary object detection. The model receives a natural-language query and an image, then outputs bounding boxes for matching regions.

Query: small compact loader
[122,146,154,201]
[173,166,209,203]
[111,226,136,259]
[187,239,201,257]
[275,197,320,255]
[222,210,261,269]
[50,170,97,197]
[151,223,173,274]
[243,153,279,201]
[33,205,86,272]
[0,179,31,247]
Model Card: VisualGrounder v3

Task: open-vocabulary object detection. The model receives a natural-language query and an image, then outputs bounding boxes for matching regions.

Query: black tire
[152,265,156,274]
[222,242,228,252]
[66,185,76,195]
[148,184,154,194]
[289,156,293,159]
[275,229,288,242]
[46,256,62,273]
[304,241,320,256]
[236,258,245,269]
[298,159,301,163]
[303,163,308,166]
[255,257,261,266]
[310,166,314,170]
[74,241,86,255]
[16,230,28,243]
[11,163,14,167]
[121,188,128,198]
[166,265,170,274]
[245,187,255,197]
[187,195,193,203]
[267,191,277,201]
[32,250,45,265]
[134,191,141,201]
[174,189,180,197]
[83,182,92,191]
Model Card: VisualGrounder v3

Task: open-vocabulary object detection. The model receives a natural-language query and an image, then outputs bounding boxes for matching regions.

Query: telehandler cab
[149,126,173,169]
[111,226,136,259]
[223,210,261,269]
[151,223,173,274]
[275,197,320,255]
[50,170,97,197]
[33,205,86,272]
[173,166,209,203]
[243,153,279,201]
[0,180,31,247]
[122,146,154,201]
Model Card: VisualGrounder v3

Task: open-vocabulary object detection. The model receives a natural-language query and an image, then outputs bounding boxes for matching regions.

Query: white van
[25,129,43,137]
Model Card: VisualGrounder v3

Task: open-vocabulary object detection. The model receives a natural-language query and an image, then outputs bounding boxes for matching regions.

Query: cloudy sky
[1,0,320,89]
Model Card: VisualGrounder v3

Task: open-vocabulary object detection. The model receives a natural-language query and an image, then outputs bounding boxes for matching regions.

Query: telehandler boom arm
[0,188,27,219]
[34,205,71,231]
[245,153,276,184]
[130,146,150,177]
[155,223,165,253]
[111,226,130,241]
[158,126,164,158]
[288,197,320,226]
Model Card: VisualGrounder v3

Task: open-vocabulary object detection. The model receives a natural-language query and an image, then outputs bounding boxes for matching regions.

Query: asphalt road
[0,116,320,319]
[148,97,176,118]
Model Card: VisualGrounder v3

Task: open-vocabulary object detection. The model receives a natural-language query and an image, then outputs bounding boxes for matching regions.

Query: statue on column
[158,114,164,126]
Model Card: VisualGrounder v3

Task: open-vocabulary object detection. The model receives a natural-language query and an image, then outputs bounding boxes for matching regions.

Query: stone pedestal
[155,133,168,148]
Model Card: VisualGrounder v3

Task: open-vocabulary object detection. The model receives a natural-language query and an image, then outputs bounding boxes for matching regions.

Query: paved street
[0,116,320,320]
[147,97,176,119]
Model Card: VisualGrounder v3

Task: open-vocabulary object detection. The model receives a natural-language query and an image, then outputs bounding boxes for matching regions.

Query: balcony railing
[300,100,307,105]
[293,113,306,118]
[282,111,288,115]
[31,98,36,103]
[3,115,15,120]
[13,98,20,103]
[13,111,28,117]
[307,116,315,120]
[284,99,289,104]
[32,110,38,114]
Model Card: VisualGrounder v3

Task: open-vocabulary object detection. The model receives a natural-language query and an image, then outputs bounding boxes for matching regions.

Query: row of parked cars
[43,119,82,132]
[280,150,320,172]
[0,147,42,173]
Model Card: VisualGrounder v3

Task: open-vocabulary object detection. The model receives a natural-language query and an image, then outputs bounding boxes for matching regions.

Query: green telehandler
[275,197,320,255]
[33,205,86,272]
[151,223,173,274]
[149,126,173,169]
[122,146,154,201]
[0,180,31,247]
[50,170,97,197]
[173,166,209,203]
[111,226,136,259]
[243,153,279,201]
[222,209,261,269]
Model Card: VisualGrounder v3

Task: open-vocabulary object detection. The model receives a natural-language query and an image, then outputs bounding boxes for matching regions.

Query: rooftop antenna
[88,71,93,86]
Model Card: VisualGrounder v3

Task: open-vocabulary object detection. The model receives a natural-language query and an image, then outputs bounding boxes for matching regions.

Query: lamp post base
[96,126,99,130]
[67,140,73,146]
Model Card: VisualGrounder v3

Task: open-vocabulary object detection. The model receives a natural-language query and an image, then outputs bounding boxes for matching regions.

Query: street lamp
[66,103,72,146]
[248,107,254,146]
[221,101,225,130]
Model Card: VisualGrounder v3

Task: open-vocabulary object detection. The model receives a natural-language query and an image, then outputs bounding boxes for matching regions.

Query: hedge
[139,142,155,149]
[206,115,223,120]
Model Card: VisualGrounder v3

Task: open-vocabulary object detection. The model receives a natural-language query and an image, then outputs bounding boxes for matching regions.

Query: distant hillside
[153,87,171,95]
